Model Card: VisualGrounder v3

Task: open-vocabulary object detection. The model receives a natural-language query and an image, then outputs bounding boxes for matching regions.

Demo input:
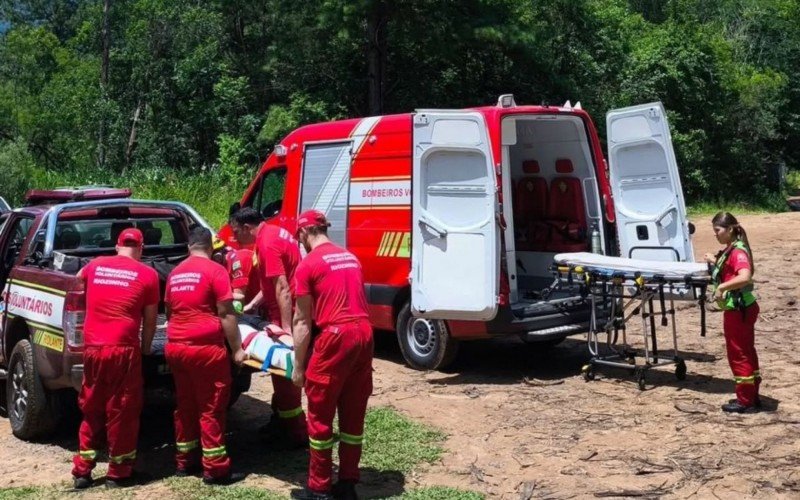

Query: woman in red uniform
[704,212,760,413]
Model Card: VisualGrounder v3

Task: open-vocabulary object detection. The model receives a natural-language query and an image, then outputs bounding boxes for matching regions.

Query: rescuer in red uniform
[704,212,761,413]
[226,212,263,316]
[291,210,374,500]
[165,226,247,484]
[71,228,160,489]
[244,208,308,447]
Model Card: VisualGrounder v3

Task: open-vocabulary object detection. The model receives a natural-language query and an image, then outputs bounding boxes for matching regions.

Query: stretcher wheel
[675,359,687,381]
[635,369,646,391]
[581,364,595,381]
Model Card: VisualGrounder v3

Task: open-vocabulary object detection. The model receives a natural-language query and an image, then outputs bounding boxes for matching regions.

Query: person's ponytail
[734,224,755,276]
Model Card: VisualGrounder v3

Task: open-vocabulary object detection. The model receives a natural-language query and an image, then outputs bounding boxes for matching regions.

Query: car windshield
[54,218,186,251]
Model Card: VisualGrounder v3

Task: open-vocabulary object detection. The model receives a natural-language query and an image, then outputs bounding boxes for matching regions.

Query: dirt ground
[2,213,800,499]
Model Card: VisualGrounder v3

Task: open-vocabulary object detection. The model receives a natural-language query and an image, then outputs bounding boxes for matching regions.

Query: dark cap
[117,228,144,247]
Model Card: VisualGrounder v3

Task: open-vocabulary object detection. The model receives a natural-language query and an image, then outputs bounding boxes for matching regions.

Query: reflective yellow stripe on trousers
[309,436,336,451]
[278,406,303,419]
[339,432,364,446]
[176,440,199,452]
[202,446,227,458]
[734,375,756,385]
[110,450,137,464]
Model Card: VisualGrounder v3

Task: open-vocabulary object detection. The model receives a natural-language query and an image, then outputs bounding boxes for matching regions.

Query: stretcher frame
[549,261,709,390]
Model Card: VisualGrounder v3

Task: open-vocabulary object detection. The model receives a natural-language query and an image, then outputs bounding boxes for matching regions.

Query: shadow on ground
[375,329,747,398]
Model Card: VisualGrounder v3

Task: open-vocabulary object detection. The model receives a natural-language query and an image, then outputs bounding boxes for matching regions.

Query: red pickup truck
[0,188,250,440]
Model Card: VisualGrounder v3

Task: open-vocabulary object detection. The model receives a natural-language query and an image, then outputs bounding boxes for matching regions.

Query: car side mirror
[688,222,696,235]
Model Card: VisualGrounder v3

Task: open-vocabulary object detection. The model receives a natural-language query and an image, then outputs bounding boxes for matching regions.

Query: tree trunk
[97,0,111,169]
[124,100,143,171]
[367,0,387,115]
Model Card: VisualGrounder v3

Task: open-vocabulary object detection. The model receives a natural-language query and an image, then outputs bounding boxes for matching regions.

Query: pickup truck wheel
[7,340,57,440]
[396,303,459,371]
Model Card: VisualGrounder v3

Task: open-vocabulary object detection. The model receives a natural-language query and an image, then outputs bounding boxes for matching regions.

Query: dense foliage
[1,0,798,212]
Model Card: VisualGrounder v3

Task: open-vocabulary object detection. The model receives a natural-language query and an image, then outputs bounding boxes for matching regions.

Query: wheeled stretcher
[237,316,295,378]
[550,252,710,390]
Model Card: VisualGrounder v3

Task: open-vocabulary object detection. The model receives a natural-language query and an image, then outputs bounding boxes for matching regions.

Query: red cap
[296,209,329,233]
[117,228,144,247]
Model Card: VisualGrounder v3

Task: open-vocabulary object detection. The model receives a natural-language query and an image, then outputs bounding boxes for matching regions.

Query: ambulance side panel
[347,115,414,330]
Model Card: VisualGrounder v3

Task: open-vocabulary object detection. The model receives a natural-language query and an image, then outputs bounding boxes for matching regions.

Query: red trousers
[305,321,373,492]
[72,345,142,480]
[271,374,308,443]
[166,343,231,479]
[723,302,761,406]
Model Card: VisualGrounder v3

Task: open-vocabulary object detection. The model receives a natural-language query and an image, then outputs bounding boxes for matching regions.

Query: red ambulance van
[220,96,694,370]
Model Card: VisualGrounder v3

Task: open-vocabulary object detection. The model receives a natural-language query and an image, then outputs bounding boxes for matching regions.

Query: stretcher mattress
[239,322,294,378]
[553,252,709,281]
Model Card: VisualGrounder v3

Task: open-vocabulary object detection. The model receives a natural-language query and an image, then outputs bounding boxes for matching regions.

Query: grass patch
[787,169,800,195]
[0,488,41,500]
[687,201,776,217]
[390,487,485,500]
[166,477,285,500]
[360,407,445,474]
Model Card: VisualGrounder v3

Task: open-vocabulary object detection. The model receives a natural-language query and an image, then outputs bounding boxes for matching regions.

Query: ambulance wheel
[675,359,687,381]
[397,304,459,371]
[7,340,58,440]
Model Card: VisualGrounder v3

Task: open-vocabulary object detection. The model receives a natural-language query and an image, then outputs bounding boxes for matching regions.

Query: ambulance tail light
[63,290,86,351]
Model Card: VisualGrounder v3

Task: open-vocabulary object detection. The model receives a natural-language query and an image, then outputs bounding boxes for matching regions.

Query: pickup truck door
[606,102,694,262]
[0,214,35,363]
[410,110,500,320]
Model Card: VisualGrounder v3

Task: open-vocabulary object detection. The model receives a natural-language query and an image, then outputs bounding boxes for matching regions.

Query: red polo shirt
[721,248,751,283]
[82,255,160,347]
[255,223,300,323]
[294,242,369,330]
[166,256,233,345]
[226,248,260,304]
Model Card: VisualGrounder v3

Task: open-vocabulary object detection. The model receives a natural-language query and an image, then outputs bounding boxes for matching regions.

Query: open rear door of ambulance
[606,102,694,262]
[410,111,500,321]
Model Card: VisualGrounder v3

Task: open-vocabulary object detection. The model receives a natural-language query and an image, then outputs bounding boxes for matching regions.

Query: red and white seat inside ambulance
[511,158,588,253]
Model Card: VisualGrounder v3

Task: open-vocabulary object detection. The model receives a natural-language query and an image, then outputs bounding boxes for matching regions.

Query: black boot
[290,487,335,500]
[728,397,761,408]
[73,476,93,490]
[332,480,359,500]
[176,464,202,477]
[722,401,758,414]
[105,474,139,489]
[202,472,247,486]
